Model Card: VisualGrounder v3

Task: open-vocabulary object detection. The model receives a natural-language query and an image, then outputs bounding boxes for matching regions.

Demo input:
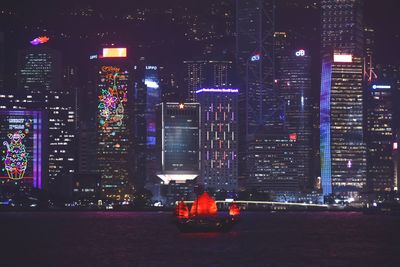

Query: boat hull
[175,217,237,233]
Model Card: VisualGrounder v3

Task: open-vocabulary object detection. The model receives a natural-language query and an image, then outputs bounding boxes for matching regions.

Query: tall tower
[236,0,276,135]
[94,47,133,202]
[197,88,238,193]
[320,0,366,198]
[18,40,76,196]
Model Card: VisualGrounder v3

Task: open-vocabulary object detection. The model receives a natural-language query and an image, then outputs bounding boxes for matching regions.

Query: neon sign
[196,88,239,94]
[3,131,28,180]
[251,54,261,61]
[98,66,128,127]
[102,48,127,58]
[333,54,352,63]
[30,36,49,46]
[394,142,398,150]
[295,49,305,56]
[289,133,297,141]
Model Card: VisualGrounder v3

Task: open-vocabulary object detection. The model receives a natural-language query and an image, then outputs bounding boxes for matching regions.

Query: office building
[197,88,238,192]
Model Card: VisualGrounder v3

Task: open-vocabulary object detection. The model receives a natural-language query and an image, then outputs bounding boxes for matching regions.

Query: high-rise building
[236,0,276,133]
[183,60,233,102]
[156,102,200,185]
[197,88,238,193]
[17,42,76,196]
[0,32,4,89]
[366,84,394,192]
[276,47,313,191]
[320,54,366,196]
[321,0,364,56]
[94,49,133,202]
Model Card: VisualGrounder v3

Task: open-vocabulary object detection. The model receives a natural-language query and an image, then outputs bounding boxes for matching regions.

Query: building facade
[197,88,238,193]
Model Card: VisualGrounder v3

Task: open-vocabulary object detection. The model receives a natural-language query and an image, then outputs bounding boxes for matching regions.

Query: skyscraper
[156,102,200,185]
[236,0,276,135]
[94,48,133,202]
[17,42,76,196]
[366,84,394,192]
[183,60,233,102]
[197,88,238,193]
[320,54,366,196]
[276,47,313,191]
[320,0,366,198]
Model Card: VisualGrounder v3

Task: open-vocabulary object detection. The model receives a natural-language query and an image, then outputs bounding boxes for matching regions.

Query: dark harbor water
[0,211,399,267]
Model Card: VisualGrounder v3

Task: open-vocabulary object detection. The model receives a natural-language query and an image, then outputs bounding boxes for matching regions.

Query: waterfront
[0,211,399,267]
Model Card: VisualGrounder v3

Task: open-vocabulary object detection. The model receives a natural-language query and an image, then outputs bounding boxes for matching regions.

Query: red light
[102,48,127,58]
[289,133,297,141]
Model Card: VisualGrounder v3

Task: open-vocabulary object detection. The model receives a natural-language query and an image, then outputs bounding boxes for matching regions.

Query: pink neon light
[333,54,352,63]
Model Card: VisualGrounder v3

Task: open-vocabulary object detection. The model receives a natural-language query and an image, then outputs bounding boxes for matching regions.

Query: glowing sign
[372,85,391,89]
[196,88,239,94]
[179,103,184,109]
[295,49,305,56]
[98,66,128,127]
[3,131,28,180]
[333,54,352,63]
[102,48,127,58]
[144,79,159,89]
[30,36,49,46]
[289,133,297,141]
[251,54,261,61]
[146,66,157,70]
[89,55,98,60]
[394,142,398,150]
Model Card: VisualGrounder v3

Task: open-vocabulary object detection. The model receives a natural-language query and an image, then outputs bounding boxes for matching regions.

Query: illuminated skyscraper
[17,43,76,195]
[94,48,133,202]
[320,54,366,196]
[276,48,313,191]
[183,60,233,102]
[197,88,238,192]
[366,84,394,192]
[156,102,200,185]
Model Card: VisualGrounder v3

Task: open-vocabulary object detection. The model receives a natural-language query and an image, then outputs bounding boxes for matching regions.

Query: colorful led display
[30,36,49,45]
[98,66,128,127]
[0,110,43,188]
[333,54,352,63]
[102,48,127,58]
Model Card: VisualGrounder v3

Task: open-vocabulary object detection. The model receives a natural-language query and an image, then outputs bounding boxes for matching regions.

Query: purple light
[196,88,239,94]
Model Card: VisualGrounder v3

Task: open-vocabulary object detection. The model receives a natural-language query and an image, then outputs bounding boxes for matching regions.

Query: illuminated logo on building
[394,142,398,150]
[98,66,128,127]
[333,54,353,63]
[146,66,157,70]
[251,54,261,62]
[289,133,297,141]
[30,36,49,46]
[195,88,239,94]
[295,49,305,57]
[102,48,127,58]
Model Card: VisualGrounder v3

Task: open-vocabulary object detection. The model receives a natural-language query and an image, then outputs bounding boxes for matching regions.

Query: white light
[295,49,305,56]
[145,80,159,89]
[157,174,198,184]
[146,66,157,70]
[251,54,261,61]
[333,54,353,63]
[372,85,391,89]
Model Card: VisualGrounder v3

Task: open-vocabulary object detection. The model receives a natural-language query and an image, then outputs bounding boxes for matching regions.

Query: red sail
[229,202,240,216]
[190,192,218,217]
[175,201,189,219]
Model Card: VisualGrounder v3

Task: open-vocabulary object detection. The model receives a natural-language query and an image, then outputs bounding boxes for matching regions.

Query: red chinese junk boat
[175,192,240,233]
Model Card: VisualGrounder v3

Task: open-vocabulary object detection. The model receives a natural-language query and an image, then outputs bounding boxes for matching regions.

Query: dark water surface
[0,211,399,267]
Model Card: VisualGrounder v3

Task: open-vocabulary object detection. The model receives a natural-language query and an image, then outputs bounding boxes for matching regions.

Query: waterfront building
[366,84,394,192]
[196,88,238,193]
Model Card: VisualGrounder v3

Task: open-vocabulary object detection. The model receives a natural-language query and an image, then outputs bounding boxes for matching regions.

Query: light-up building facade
[197,88,238,192]
[0,110,45,189]
[184,60,233,102]
[95,49,133,202]
[156,102,200,184]
[320,54,366,196]
[367,84,394,192]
